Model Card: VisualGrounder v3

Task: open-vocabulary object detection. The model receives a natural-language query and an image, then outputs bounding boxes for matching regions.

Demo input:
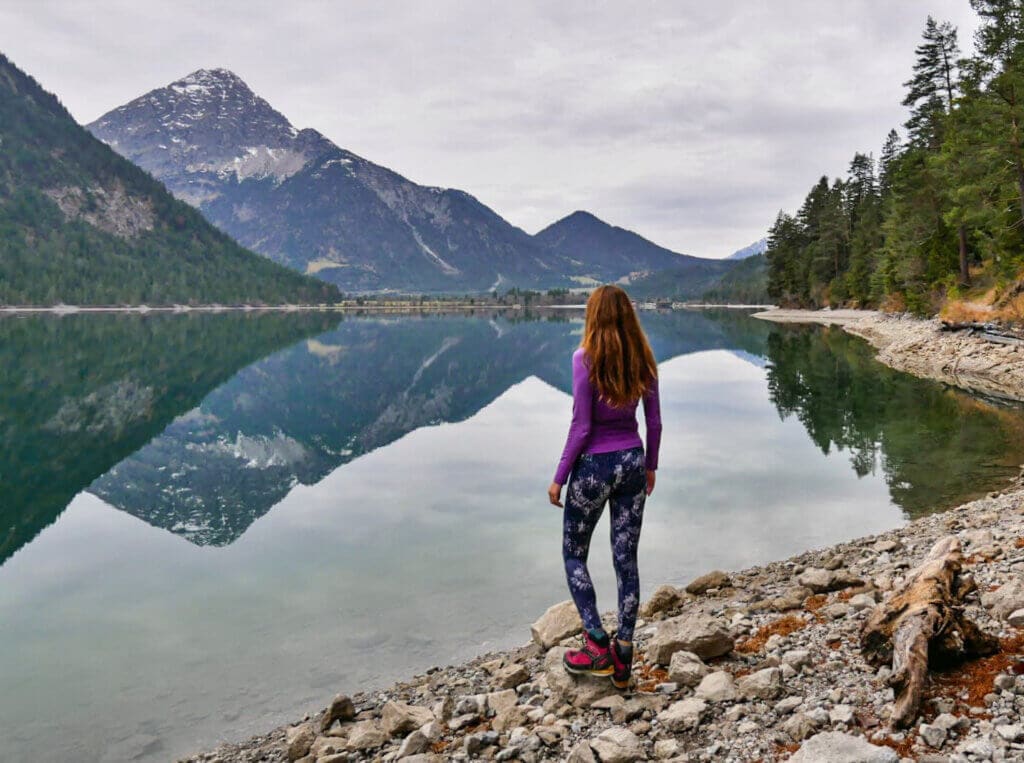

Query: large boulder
[646,613,734,664]
[589,727,645,763]
[788,732,898,762]
[381,701,434,737]
[694,671,738,702]
[796,568,863,594]
[656,697,707,732]
[685,570,732,594]
[346,720,388,751]
[736,667,783,700]
[543,646,618,707]
[531,600,583,648]
[667,650,711,687]
[640,584,687,617]
[320,694,356,732]
[982,578,1024,620]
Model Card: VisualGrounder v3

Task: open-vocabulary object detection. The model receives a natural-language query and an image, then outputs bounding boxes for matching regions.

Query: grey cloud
[0,0,981,256]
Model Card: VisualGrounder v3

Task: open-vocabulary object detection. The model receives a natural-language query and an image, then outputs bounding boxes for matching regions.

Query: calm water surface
[2,309,1023,761]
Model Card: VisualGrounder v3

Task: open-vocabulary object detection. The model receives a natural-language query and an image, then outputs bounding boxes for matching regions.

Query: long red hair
[581,285,657,407]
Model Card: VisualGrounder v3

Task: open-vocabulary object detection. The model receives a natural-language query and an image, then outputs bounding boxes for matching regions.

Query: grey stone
[531,600,583,648]
[788,731,898,762]
[685,570,732,594]
[782,649,812,670]
[494,662,530,689]
[1007,608,1024,627]
[775,696,803,714]
[796,568,864,593]
[829,704,855,725]
[647,613,734,664]
[652,739,680,759]
[981,578,1024,620]
[285,723,315,762]
[346,721,387,751]
[656,697,707,732]
[848,593,877,611]
[694,670,738,702]
[919,724,947,748]
[782,713,821,742]
[736,667,783,700]
[639,584,688,617]
[566,740,598,763]
[996,723,1024,741]
[321,694,356,732]
[381,701,434,737]
[667,650,711,687]
[397,729,431,758]
[589,727,645,763]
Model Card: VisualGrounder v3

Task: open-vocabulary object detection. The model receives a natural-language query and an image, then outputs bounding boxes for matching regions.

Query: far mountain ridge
[89,68,576,292]
[727,237,768,260]
[89,68,738,293]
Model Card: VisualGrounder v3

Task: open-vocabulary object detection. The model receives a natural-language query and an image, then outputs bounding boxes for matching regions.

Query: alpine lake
[3,308,1024,762]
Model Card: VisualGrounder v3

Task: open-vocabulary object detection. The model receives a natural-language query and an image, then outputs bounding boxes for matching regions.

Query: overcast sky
[2,1,981,258]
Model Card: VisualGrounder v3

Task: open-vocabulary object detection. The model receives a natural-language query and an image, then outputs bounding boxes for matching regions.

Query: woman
[548,284,662,690]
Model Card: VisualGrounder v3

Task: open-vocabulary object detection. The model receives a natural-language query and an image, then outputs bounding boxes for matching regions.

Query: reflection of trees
[765,325,1024,516]
[0,312,337,567]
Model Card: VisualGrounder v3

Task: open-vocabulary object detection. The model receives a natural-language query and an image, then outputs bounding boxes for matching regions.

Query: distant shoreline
[0,303,527,315]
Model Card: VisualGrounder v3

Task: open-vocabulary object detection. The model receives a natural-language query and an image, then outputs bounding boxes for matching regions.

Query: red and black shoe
[563,628,614,676]
[609,637,634,689]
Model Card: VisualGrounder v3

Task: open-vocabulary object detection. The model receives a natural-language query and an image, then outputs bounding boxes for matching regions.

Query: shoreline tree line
[767,1,1024,316]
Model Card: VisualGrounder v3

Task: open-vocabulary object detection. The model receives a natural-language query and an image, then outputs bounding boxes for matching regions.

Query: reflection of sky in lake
[0,348,904,762]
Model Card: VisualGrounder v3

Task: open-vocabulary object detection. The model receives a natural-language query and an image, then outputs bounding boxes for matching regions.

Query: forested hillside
[767,1,1024,318]
[0,54,338,305]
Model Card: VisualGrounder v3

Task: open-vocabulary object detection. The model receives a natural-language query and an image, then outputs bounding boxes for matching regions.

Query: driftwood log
[860,535,999,728]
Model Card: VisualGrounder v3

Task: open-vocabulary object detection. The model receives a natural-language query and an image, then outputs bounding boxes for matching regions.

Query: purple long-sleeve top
[553,348,662,485]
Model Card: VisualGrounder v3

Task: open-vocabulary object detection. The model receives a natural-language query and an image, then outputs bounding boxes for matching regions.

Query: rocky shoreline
[754,310,1024,403]
[185,481,1024,763]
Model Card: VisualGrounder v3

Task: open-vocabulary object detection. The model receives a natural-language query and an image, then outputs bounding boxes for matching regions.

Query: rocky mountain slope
[534,211,726,286]
[0,55,338,306]
[89,69,739,294]
[89,69,576,292]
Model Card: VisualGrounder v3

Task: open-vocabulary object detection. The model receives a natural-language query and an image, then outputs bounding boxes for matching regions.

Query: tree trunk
[860,536,998,728]
[958,225,970,286]
[1011,117,1024,225]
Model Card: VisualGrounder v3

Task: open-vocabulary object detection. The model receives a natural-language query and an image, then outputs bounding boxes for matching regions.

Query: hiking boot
[563,627,614,676]
[610,637,634,689]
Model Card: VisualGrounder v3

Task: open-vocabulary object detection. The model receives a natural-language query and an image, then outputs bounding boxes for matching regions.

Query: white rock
[588,727,644,763]
[736,667,783,700]
[981,578,1024,619]
[829,704,855,725]
[782,649,812,670]
[667,650,711,687]
[656,697,708,732]
[646,613,734,664]
[531,600,583,648]
[996,723,1024,741]
[1007,608,1024,627]
[694,671,738,702]
[788,731,898,762]
[381,701,434,737]
[775,696,803,714]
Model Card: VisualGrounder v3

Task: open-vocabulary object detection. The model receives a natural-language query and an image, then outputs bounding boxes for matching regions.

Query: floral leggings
[562,446,646,643]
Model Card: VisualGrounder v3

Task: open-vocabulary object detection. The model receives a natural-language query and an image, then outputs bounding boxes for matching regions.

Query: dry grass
[634,662,669,693]
[940,299,996,324]
[879,291,907,313]
[926,631,1024,710]
[736,615,809,654]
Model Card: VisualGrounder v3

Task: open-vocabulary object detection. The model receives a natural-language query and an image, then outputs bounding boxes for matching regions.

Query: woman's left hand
[548,482,564,508]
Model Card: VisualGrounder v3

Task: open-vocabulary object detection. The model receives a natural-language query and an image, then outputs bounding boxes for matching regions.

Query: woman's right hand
[646,470,656,496]
[548,482,564,508]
